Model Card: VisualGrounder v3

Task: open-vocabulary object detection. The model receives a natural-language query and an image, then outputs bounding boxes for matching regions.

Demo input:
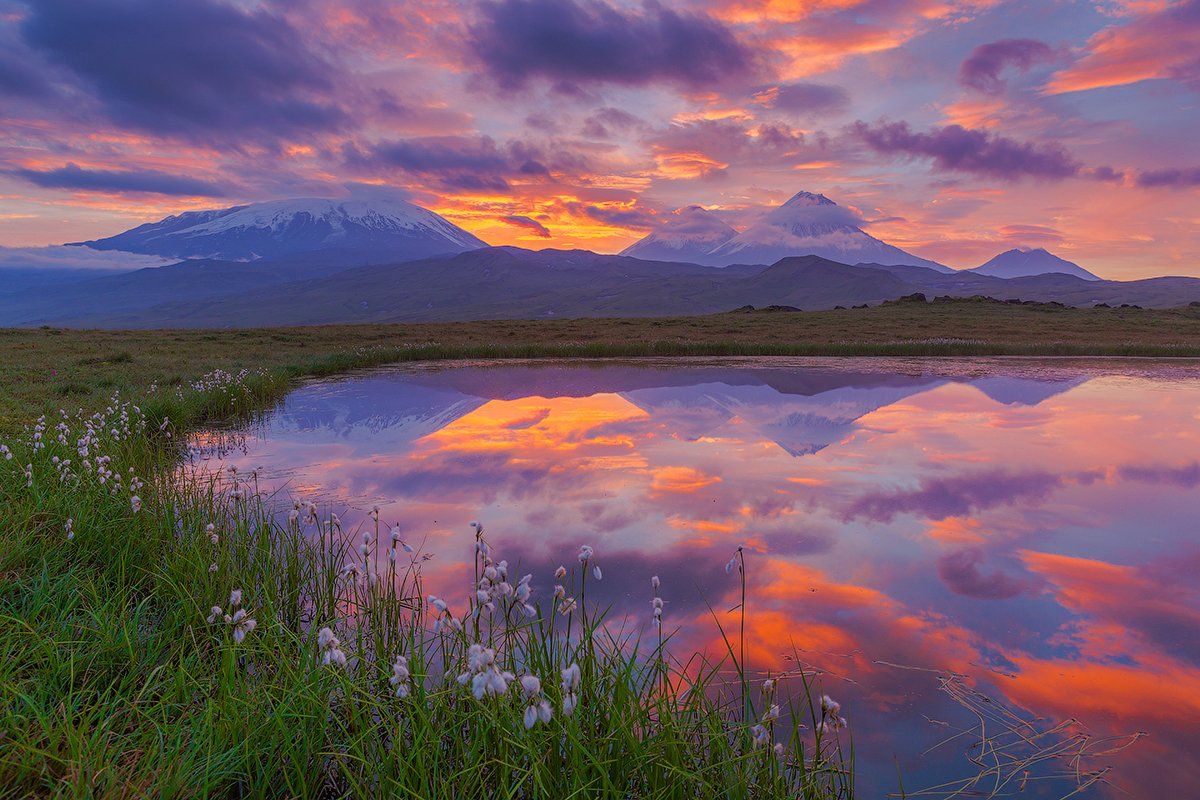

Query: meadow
[1,302,1193,796]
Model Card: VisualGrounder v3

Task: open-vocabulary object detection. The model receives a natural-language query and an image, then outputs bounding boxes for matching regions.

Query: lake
[191,357,1200,797]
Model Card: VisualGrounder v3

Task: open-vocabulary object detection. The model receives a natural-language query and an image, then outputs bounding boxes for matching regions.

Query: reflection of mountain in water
[264,365,1087,458]
[270,379,485,446]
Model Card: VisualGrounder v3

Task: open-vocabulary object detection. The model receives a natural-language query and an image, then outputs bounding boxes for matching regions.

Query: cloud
[652,205,735,236]
[500,215,551,237]
[843,470,1071,523]
[937,548,1030,599]
[0,245,170,271]
[1045,0,1200,94]
[960,39,1055,94]
[467,0,755,91]
[851,120,1082,180]
[344,135,577,191]
[9,162,229,197]
[999,224,1064,244]
[18,0,349,141]
[1135,166,1200,188]
[581,107,643,139]
[754,82,850,115]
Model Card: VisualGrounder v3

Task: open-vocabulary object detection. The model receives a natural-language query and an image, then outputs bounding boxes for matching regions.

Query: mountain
[704,191,953,272]
[619,206,737,263]
[971,248,1100,281]
[72,194,487,262]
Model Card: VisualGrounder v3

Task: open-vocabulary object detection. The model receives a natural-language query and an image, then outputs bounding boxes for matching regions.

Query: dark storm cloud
[468,0,754,91]
[9,162,229,197]
[959,39,1055,94]
[18,0,348,141]
[851,120,1082,180]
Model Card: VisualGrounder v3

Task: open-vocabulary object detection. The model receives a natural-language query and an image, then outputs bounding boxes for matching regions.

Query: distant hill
[72,194,487,262]
[11,246,1200,329]
[971,248,1100,281]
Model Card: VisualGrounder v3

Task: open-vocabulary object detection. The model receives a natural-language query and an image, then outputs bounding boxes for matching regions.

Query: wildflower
[554,565,567,579]
[229,589,242,608]
[578,545,593,563]
[819,695,848,734]
[520,674,553,729]
[206,606,223,624]
[206,523,218,544]
[209,562,218,573]
[460,643,513,700]
[558,597,577,615]
[651,575,660,589]
[554,584,566,599]
[774,742,785,756]
[763,703,781,722]
[592,565,602,580]
[65,518,74,541]
[751,724,770,748]
[130,495,142,514]
[762,678,775,694]
[725,555,738,575]
[317,626,347,668]
[229,608,257,643]
[390,654,411,698]
[560,662,581,716]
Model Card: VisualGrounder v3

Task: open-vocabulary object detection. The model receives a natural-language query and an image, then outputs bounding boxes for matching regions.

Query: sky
[0,0,1198,279]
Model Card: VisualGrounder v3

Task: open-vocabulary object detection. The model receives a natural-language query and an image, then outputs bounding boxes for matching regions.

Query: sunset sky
[1,0,1198,278]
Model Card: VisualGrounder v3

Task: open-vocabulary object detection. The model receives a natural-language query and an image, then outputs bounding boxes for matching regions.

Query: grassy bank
[6,299,1200,430]
[0,355,853,797]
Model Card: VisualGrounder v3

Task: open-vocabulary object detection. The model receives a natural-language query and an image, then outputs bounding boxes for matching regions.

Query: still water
[193,358,1200,797]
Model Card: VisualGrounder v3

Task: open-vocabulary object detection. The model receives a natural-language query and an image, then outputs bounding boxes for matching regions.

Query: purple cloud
[501,215,552,238]
[851,120,1082,180]
[937,548,1029,599]
[344,135,575,191]
[960,39,1055,94]
[9,162,229,197]
[759,82,850,115]
[1136,166,1200,188]
[19,0,348,141]
[843,470,1070,523]
[468,0,754,91]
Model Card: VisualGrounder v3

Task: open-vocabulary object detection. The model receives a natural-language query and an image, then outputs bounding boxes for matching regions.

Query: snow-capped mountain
[706,191,951,272]
[970,248,1099,281]
[622,191,950,272]
[619,205,736,263]
[73,194,488,262]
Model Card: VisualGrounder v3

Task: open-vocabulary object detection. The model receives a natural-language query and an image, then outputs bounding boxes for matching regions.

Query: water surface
[193,358,1200,797]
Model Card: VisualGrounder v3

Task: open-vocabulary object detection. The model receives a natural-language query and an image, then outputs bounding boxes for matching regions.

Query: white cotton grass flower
[390,654,411,698]
[317,626,347,668]
[65,518,74,541]
[206,606,223,624]
[520,674,553,729]
[819,694,848,734]
[578,545,593,563]
[751,723,770,748]
[228,608,257,643]
[208,562,218,573]
[592,565,602,580]
[229,589,242,608]
[560,662,581,716]
[206,523,218,544]
[130,495,142,514]
[651,575,660,589]
[459,643,513,700]
[554,565,566,579]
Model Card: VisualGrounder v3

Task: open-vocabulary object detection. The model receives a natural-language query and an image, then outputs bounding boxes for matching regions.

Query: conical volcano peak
[780,190,836,208]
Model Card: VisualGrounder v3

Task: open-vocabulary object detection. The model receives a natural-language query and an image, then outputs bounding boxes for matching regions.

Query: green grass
[6,300,1200,431]
[0,367,853,798]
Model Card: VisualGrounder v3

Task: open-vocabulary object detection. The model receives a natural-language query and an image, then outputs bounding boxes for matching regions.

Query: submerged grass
[0,368,853,798]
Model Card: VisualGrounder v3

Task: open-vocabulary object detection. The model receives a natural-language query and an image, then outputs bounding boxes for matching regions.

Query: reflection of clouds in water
[193,360,1200,797]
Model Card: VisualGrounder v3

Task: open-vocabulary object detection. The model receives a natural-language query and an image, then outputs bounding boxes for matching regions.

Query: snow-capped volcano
[622,191,950,272]
[74,193,488,262]
[705,191,951,272]
[971,248,1099,281]
[619,205,736,263]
